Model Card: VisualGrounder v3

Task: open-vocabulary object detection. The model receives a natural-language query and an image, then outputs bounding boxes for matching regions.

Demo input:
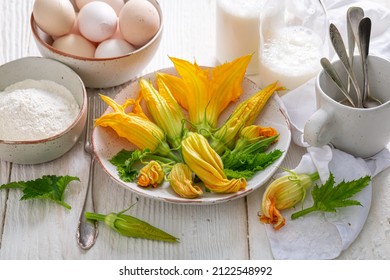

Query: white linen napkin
[263,0,390,259]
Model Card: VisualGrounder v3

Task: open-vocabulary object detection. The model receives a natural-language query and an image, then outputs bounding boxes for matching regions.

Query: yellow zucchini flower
[182,132,246,193]
[234,125,278,151]
[211,82,285,154]
[138,161,165,188]
[160,55,252,134]
[156,72,188,110]
[168,163,203,198]
[95,94,176,160]
[259,171,319,230]
[139,77,186,149]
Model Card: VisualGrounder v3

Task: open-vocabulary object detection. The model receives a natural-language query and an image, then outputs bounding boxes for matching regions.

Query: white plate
[93,67,291,205]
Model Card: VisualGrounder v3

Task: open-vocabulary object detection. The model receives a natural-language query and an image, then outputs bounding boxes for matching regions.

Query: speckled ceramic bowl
[0,56,87,164]
[30,0,163,89]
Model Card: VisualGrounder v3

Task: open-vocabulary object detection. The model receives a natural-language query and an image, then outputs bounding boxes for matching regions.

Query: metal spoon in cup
[358,17,382,108]
[329,23,363,107]
[320,57,356,107]
[346,7,364,93]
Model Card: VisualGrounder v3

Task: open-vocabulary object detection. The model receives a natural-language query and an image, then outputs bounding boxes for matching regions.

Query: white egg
[119,0,160,47]
[78,2,118,43]
[95,38,136,58]
[75,0,125,15]
[33,0,76,37]
[53,34,96,58]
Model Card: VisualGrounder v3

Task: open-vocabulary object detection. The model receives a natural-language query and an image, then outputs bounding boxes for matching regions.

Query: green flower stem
[309,172,320,182]
[291,206,318,220]
[165,151,180,162]
[57,201,72,210]
[146,154,178,164]
[85,212,106,222]
[288,171,319,220]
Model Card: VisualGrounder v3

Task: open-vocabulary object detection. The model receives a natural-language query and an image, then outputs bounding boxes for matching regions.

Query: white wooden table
[1,0,389,260]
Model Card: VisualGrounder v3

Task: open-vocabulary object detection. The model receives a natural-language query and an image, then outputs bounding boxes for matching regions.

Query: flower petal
[182,132,246,193]
[138,161,164,188]
[211,82,285,154]
[96,95,173,158]
[139,78,186,148]
[168,163,203,198]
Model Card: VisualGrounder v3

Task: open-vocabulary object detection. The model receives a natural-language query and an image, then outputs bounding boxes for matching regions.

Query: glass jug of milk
[215,0,265,75]
[258,0,328,91]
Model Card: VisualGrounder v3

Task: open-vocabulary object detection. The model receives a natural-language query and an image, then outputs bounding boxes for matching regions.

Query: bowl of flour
[0,56,87,164]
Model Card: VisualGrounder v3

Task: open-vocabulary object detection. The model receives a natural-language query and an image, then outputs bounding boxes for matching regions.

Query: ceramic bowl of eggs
[0,56,87,164]
[30,0,163,88]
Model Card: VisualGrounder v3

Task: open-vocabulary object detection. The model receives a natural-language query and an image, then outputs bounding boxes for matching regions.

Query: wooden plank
[0,161,11,250]
[0,0,33,256]
[337,164,390,259]
[80,172,249,259]
[0,140,88,259]
[0,144,249,259]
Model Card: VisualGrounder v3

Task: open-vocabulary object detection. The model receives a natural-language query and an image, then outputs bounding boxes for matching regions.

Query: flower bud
[138,160,164,188]
[259,171,319,230]
[168,163,203,198]
[234,125,279,152]
[182,132,246,193]
[85,207,179,242]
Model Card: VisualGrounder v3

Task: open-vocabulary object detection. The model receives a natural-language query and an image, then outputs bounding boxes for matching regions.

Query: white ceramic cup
[304,55,390,158]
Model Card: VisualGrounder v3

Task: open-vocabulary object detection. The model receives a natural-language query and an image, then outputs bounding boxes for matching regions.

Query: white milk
[215,0,264,75]
[259,26,323,90]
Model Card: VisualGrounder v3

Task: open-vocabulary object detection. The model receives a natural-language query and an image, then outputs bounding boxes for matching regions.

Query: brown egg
[119,0,160,47]
[52,34,96,58]
[33,0,76,37]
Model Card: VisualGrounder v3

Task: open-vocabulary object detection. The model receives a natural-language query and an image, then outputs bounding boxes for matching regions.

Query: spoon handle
[320,57,356,107]
[346,8,356,92]
[346,7,364,93]
[359,17,371,104]
[76,155,98,250]
[329,23,363,108]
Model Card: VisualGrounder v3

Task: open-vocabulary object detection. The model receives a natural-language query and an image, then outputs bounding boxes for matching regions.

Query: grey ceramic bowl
[0,57,87,164]
[31,0,163,88]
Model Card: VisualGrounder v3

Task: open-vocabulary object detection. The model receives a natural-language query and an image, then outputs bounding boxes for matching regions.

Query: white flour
[0,79,80,141]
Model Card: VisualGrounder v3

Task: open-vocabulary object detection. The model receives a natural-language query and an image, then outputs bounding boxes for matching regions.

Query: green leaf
[223,149,283,179]
[110,149,150,182]
[0,175,79,209]
[109,149,135,166]
[291,173,371,220]
[223,168,255,179]
[110,148,177,182]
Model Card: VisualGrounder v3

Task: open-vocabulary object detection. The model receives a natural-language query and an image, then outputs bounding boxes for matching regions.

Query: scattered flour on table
[0,79,80,141]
